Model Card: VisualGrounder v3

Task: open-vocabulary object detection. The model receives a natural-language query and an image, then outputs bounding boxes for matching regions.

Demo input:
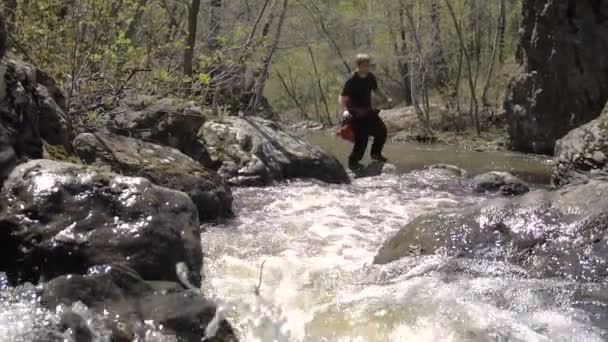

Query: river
[201,136,607,341]
[3,137,607,341]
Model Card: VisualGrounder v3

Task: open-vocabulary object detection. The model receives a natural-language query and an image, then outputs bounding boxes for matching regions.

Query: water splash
[203,171,608,341]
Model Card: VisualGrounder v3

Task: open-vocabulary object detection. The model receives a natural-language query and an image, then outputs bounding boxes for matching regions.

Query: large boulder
[41,265,238,341]
[0,57,73,181]
[504,0,608,154]
[73,132,233,221]
[552,103,608,187]
[375,180,608,282]
[0,160,202,286]
[96,96,214,167]
[201,116,349,186]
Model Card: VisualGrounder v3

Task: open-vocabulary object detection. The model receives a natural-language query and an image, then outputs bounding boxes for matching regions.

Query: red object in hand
[337,123,355,143]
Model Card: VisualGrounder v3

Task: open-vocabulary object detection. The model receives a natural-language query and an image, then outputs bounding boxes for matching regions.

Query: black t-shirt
[341,72,378,110]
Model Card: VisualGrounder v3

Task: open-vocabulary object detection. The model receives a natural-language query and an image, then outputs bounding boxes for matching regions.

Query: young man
[339,54,390,170]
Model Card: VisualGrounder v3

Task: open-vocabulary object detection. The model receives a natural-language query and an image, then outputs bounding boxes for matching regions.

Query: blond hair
[355,53,371,66]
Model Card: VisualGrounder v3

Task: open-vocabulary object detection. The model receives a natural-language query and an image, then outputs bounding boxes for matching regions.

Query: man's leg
[370,117,388,161]
[349,122,369,169]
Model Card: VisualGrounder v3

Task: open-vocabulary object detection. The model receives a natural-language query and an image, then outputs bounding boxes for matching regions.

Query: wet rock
[552,103,608,188]
[42,265,238,342]
[374,180,608,281]
[201,116,349,186]
[352,162,397,178]
[426,164,468,177]
[96,96,215,168]
[73,132,233,221]
[0,160,202,286]
[472,171,530,196]
[504,0,608,154]
[0,58,72,182]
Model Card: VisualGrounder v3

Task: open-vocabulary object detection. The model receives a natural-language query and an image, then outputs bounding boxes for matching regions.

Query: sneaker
[348,161,364,171]
[371,154,388,162]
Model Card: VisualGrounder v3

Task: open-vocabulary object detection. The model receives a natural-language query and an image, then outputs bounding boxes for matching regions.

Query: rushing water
[202,139,606,342]
[2,139,606,341]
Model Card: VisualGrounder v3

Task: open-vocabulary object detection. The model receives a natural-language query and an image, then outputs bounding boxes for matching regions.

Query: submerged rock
[73,132,233,221]
[42,265,238,341]
[504,0,608,154]
[472,171,530,196]
[374,180,608,281]
[0,160,202,286]
[552,103,608,188]
[426,164,468,177]
[95,95,215,168]
[201,116,349,186]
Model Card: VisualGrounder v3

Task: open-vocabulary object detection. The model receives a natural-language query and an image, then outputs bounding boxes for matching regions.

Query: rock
[552,103,608,187]
[374,180,608,281]
[472,171,530,196]
[0,15,6,59]
[426,164,468,177]
[42,265,238,341]
[352,162,397,178]
[0,160,202,286]
[73,132,233,221]
[381,105,448,134]
[97,95,215,168]
[0,58,73,181]
[201,116,349,186]
[504,0,608,154]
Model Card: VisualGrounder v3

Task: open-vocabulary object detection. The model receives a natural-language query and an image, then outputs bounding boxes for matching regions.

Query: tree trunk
[276,70,307,119]
[429,0,448,91]
[307,45,332,125]
[184,0,202,86]
[3,0,16,34]
[207,0,222,51]
[397,0,413,106]
[126,0,149,42]
[249,0,288,115]
[481,0,506,110]
[445,0,480,135]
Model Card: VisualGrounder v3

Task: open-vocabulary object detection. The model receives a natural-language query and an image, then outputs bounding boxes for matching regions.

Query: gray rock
[73,132,233,221]
[426,164,468,177]
[42,265,238,342]
[552,103,608,187]
[504,0,608,154]
[472,171,530,196]
[97,96,215,168]
[374,180,608,281]
[0,58,72,182]
[201,116,349,186]
[0,160,202,286]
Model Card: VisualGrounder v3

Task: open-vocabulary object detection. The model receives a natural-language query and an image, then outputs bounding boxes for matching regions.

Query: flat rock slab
[0,160,202,286]
[96,95,214,167]
[201,116,349,186]
[73,132,233,221]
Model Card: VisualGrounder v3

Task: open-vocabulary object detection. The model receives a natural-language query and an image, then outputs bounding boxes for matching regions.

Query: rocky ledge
[201,116,349,186]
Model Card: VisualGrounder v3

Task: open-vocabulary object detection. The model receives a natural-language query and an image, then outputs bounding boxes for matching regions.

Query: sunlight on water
[203,171,608,342]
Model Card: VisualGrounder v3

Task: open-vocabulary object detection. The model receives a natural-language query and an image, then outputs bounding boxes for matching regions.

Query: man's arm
[371,74,392,108]
[339,95,350,113]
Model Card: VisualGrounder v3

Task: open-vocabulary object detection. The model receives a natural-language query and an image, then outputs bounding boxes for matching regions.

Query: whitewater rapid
[1,168,606,341]
[202,170,607,342]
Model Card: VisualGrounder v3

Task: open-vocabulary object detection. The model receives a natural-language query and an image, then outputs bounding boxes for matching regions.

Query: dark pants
[349,114,387,165]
